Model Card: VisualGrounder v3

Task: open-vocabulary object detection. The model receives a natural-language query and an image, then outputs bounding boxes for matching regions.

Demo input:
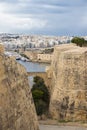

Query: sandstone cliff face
[49,44,87,121]
[0,45,39,130]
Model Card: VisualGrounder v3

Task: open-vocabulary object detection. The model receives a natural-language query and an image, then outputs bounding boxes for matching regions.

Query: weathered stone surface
[0,44,4,53]
[49,44,87,121]
[0,45,39,130]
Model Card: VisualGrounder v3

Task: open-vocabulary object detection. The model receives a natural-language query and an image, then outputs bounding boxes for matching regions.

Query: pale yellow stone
[48,44,87,121]
[0,44,4,53]
[0,51,39,130]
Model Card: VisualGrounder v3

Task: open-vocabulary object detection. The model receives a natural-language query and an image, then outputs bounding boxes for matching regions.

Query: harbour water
[17,60,50,87]
[17,60,49,72]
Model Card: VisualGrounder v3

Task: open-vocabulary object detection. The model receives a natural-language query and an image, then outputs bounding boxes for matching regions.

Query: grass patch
[58,120,72,123]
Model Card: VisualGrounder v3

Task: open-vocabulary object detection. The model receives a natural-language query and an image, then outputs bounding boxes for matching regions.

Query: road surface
[39,125,87,130]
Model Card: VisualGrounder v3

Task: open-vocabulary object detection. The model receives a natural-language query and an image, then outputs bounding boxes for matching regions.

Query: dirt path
[39,125,87,130]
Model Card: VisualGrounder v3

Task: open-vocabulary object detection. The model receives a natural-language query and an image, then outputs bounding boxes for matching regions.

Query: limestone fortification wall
[0,44,4,53]
[0,44,39,130]
[49,44,87,121]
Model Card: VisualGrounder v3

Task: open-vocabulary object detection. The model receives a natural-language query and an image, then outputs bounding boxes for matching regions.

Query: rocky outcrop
[0,44,39,130]
[49,44,87,121]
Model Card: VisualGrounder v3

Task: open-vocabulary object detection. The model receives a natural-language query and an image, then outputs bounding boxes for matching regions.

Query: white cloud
[0,2,47,33]
[18,0,29,1]
[0,0,87,35]
[0,12,47,32]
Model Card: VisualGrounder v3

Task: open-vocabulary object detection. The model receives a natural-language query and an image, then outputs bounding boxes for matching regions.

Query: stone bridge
[27,72,51,90]
[27,72,46,77]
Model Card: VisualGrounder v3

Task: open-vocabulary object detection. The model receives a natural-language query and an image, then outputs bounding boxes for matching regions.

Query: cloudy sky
[0,0,87,36]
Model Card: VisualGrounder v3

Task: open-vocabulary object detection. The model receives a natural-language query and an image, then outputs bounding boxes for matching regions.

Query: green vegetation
[20,53,29,59]
[14,49,19,53]
[58,120,72,123]
[42,48,54,54]
[58,120,87,124]
[31,76,50,116]
[71,37,87,47]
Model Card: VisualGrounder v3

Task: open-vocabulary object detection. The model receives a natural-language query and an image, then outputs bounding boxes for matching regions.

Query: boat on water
[16,56,30,62]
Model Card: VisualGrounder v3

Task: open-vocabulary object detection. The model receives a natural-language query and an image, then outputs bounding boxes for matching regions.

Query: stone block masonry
[49,44,87,121]
[0,43,4,53]
[0,44,39,130]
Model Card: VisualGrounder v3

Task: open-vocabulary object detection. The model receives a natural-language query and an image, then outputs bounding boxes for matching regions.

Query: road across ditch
[39,125,87,130]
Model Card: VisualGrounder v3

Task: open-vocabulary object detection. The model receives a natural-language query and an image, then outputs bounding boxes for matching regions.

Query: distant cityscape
[0,33,74,51]
[1,34,87,51]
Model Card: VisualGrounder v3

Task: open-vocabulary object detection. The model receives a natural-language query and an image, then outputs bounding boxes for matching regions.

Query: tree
[31,76,50,116]
[71,37,85,47]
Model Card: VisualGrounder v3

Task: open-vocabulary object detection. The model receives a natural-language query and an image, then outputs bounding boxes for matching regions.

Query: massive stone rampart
[49,44,87,121]
[0,44,39,130]
[0,43,4,53]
